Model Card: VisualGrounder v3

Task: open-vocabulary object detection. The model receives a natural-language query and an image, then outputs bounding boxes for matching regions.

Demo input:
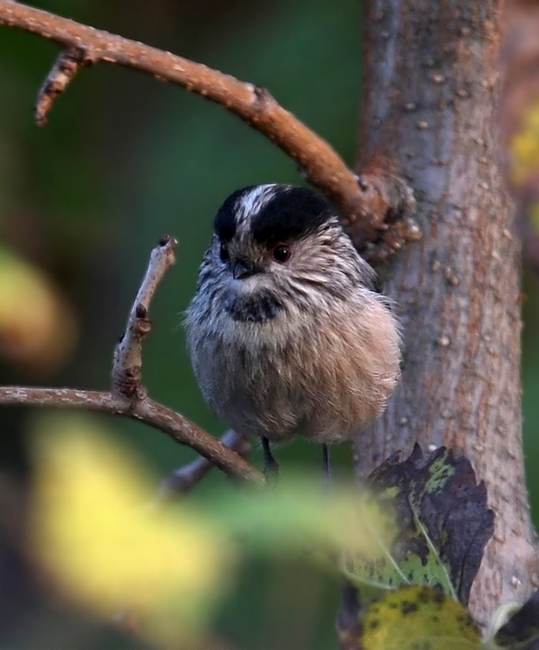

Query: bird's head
[203,184,375,325]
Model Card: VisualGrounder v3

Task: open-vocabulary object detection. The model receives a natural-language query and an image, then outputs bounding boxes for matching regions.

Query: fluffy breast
[186,288,401,445]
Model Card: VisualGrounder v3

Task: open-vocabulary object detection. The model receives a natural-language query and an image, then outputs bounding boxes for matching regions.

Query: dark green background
[0,1,537,648]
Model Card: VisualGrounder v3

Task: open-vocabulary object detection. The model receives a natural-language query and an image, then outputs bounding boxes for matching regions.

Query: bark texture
[354,1,538,625]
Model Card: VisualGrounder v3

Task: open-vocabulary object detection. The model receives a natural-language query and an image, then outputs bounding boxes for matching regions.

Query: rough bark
[354,1,538,626]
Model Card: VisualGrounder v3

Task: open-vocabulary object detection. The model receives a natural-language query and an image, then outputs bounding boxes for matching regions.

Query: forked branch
[0,0,417,255]
[0,238,264,485]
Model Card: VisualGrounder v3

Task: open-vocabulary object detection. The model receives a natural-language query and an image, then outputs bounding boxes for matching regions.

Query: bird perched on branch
[185,184,401,478]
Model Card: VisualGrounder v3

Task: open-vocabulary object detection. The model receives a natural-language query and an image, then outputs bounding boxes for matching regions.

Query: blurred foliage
[508,99,539,188]
[0,245,77,373]
[507,97,539,189]
[29,413,395,648]
[500,2,539,525]
[31,423,497,650]
[1,0,539,649]
[31,414,235,647]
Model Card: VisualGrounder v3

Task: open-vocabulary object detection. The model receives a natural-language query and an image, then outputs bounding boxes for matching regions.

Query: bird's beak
[233,260,260,280]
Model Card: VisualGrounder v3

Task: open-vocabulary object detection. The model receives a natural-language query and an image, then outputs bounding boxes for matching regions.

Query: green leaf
[344,445,494,605]
[338,585,482,650]
[206,476,397,563]
[494,590,539,650]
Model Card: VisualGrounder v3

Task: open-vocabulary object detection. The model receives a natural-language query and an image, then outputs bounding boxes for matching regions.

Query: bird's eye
[219,242,229,262]
[272,244,291,263]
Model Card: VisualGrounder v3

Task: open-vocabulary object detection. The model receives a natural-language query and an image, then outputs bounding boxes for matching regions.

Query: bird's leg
[322,443,331,487]
[261,436,279,480]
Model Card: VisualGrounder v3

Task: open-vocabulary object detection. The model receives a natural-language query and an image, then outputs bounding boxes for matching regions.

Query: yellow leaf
[360,585,481,650]
[0,247,77,374]
[30,414,235,646]
[509,97,539,187]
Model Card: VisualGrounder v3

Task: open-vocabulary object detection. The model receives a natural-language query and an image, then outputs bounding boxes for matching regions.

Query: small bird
[185,184,401,478]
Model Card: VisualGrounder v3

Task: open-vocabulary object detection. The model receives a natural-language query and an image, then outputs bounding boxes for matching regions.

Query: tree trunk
[354,0,538,626]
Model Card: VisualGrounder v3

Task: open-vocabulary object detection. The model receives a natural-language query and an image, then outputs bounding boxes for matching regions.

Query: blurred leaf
[501,1,539,195]
[344,445,494,605]
[30,414,235,647]
[495,590,539,650]
[29,413,399,646]
[500,2,539,274]
[0,245,77,374]
[210,477,398,564]
[338,585,481,650]
[508,98,539,189]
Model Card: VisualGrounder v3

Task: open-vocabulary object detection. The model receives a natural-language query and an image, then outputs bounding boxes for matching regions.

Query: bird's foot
[261,436,279,483]
[322,443,331,488]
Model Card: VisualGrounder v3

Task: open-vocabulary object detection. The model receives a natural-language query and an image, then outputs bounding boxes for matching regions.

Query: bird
[185,184,401,479]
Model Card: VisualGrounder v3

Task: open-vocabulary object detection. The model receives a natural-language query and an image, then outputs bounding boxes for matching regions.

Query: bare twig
[0,387,263,483]
[112,236,176,398]
[0,236,263,484]
[0,0,415,253]
[0,1,360,216]
[156,430,251,502]
[35,45,90,125]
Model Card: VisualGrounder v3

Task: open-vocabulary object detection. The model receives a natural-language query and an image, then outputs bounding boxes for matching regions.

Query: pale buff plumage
[185,184,401,446]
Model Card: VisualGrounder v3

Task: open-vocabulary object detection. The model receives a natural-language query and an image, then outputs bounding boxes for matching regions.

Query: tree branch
[112,235,176,398]
[34,45,90,125]
[0,387,262,483]
[0,236,264,484]
[0,0,417,257]
[155,430,251,503]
